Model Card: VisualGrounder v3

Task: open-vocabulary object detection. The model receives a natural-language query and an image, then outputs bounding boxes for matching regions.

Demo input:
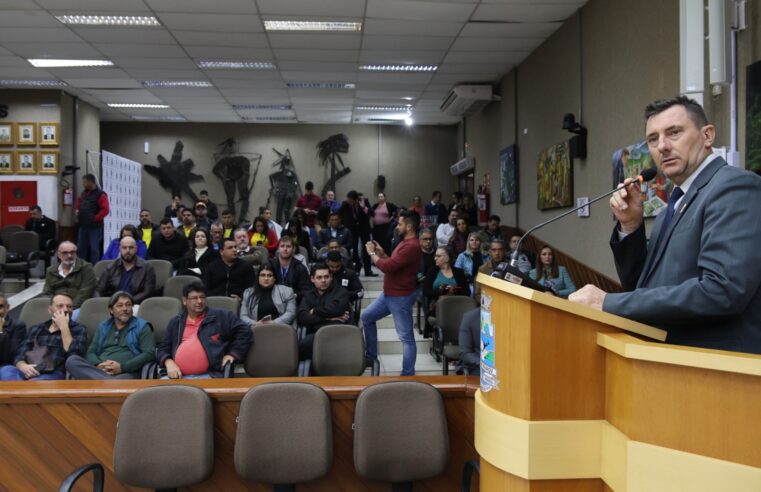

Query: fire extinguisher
[62,186,73,207]
[478,187,490,225]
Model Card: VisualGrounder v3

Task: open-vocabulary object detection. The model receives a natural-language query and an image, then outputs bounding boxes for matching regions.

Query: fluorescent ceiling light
[233,104,292,110]
[359,64,437,72]
[286,82,355,89]
[142,80,213,88]
[355,105,412,111]
[198,60,275,70]
[0,79,66,87]
[252,116,297,122]
[132,115,186,121]
[29,59,113,68]
[404,117,414,126]
[108,103,170,109]
[56,15,160,26]
[264,20,361,32]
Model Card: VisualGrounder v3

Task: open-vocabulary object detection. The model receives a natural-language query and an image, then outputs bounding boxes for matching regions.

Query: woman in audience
[448,217,470,256]
[530,245,577,298]
[248,216,278,256]
[424,246,470,318]
[454,232,484,286]
[408,195,424,216]
[241,264,297,328]
[102,225,147,260]
[284,217,313,261]
[289,207,319,245]
[178,228,218,278]
[371,192,397,254]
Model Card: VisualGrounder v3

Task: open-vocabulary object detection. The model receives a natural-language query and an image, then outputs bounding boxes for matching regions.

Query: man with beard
[135,209,158,249]
[475,239,506,298]
[147,218,189,270]
[269,235,311,298]
[203,238,255,299]
[95,237,156,304]
[297,263,351,359]
[42,241,96,309]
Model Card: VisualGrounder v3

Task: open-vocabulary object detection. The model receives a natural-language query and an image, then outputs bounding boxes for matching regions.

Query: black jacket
[0,319,26,366]
[95,257,157,304]
[297,282,351,334]
[179,247,219,278]
[317,225,354,250]
[25,215,56,249]
[331,266,363,301]
[203,257,255,298]
[269,257,311,297]
[147,232,189,269]
[156,307,252,374]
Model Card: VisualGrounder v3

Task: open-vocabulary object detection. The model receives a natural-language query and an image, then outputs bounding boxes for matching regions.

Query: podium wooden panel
[475,273,761,491]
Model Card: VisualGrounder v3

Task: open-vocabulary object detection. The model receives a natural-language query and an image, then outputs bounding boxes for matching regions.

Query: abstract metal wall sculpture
[145,141,204,204]
[212,138,262,223]
[317,133,350,197]
[265,148,301,224]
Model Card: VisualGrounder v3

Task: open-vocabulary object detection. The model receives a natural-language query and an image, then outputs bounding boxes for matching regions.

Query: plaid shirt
[14,320,87,372]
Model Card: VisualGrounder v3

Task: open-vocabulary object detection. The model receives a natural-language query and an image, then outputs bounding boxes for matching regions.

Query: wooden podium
[475,273,761,491]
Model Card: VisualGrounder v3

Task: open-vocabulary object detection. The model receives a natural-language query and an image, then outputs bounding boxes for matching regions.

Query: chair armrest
[58,463,104,492]
[461,459,480,492]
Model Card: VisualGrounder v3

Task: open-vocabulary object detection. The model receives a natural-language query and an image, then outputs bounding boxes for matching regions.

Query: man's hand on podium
[568,284,606,311]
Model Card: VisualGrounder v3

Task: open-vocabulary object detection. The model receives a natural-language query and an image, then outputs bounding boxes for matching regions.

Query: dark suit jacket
[603,157,761,354]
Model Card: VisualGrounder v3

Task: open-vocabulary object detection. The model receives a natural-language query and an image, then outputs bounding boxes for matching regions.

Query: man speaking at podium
[570,96,761,354]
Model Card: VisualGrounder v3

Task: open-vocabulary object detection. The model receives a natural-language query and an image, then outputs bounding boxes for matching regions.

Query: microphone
[510,167,658,268]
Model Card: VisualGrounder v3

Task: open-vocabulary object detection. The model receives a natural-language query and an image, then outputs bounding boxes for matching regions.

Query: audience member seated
[198,189,219,221]
[324,190,341,214]
[326,251,363,302]
[454,232,484,286]
[178,228,218,278]
[317,239,352,268]
[296,181,322,229]
[194,201,213,231]
[177,207,198,240]
[102,224,147,260]
[209,221,224,251]
[147,218,189,270]
[163,193,184,221]
[297,263,351,359]
[135,209,158,249]
[530,245,577,298]
[448,217,469,256]
[65,291,155,379]
[261,206,282,239]
[283,216,313,261]
[248,216,278,256]
[0,294,86,381]
[317,212,353,250]
[481,214,503,244]
[240,265,297,328]
[270,236,311,297]
[475,239,506,298]
[24,205,56,250]
[233,228,255,257]
[156,283,251,379]
[221,209,237,239]
[424,247,470,317]
[43,241,97,309]
[436,209,458,247]
[203,237,255,300]
[458,308,480,376]
[0,294,26,367]
[95,237,156,304]
[508,234,532,274]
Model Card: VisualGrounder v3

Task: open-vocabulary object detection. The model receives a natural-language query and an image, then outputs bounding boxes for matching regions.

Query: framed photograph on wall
[39,150,59,174]
[0,123,13,146]
[0,151,13,173]
[16,122,36,145]
[39,122,59,146]
[15,150,36,174]
[537,140,573,210]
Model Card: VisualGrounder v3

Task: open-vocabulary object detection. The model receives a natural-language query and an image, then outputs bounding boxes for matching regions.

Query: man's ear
[702,124,716,148]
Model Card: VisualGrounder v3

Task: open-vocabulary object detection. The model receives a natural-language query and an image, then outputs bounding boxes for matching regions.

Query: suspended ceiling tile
[358,82,428,91]
[358,50,445,64]
[429,72,500,84]
[268,34,361,50]
[357,72,433,84]
[225,95,291,104]
[60,78,144,88]
[273,49,358,62]
[366,0,476,22]
[159,95,228,104]
[38,0,151,10]
[0,10,62,27]
[0,28,85,43]
[277,61,358,72]
[0,1,41,10]
[472,3,582,23]
[286,88,354,97]
[72,27,177,45]
[257,0,366,17]
[44,67,134,79]
[290,97,353,104]
[450,36,543,52]
[171,31,269,48]
[0,55,34,67]
[94,43,186,58]
[363,18,464,37]
[0,67,57,78]
[145,0,258,14]
[281,71,357,82]
[362,35,455,51]
[109,57,197,70]
[443,50,527,64]
[184,46,274,59]
[219,88,290,97]
[148,87,222,97]
[460,21,562,38]
[157,13,263,32]
[1,42,102,58]
[437,63,512,74]
[355,90,422,99]
[85,88,164,102]
[124,69,208,80]
[201,70,283,80]
[210,78,285,89]
[0,46,14,56]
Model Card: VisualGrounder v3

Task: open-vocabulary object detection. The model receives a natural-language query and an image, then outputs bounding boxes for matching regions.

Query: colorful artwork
[537,140,573,210]
[612,140,671,218]
[479,293,499,393]
[499,144,518,205]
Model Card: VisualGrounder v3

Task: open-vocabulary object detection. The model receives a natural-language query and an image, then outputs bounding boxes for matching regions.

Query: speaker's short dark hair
[644,95,708,128]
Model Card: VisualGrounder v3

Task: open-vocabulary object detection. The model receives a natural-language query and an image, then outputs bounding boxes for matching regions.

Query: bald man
[95,236,156,304]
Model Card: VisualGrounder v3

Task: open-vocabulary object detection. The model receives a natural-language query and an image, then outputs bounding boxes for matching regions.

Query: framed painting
[39,122,59,146]
[612,140,670,218]
[39,150,59,174]
[0,123,12,146]
[0,151,13,173]
[16,122,36,146]
[15,150,36,174]
[537,140,573,210]
[499,144,518,205]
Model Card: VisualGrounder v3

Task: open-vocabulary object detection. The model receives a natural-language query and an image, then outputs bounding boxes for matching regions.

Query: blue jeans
[0,365,65,381]
[77,226,102,265]
[361,290,417,376]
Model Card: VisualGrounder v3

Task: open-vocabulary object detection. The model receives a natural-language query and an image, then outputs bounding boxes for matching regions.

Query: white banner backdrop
[101,150,142,253]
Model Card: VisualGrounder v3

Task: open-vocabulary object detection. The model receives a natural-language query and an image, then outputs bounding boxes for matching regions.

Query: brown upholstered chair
[304,324,379,376]
[234,382,333,490]
[353,381,450,490]
[243,323,299,377]
[59,385,214,491]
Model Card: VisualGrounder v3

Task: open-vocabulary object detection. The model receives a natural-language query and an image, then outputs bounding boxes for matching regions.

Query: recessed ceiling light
[0,79,66,87]
[233,104,292,110]
[359,64,437,72]
[56,15,160,26]
[29,59,114,68]
[286,82,355,90]
[132,115,186,121]
[198,60,275,70]
[108,103,170,109]
[355,105,412,111]
[142,80,213,88]
[404,117,414,126]
[263,20,361,32]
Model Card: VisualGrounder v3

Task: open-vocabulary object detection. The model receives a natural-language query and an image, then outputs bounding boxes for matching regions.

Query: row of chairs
[428,296,478,375]
[60,380,452,491]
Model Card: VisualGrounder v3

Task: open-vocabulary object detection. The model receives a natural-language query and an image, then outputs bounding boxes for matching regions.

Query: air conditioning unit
[440,85,499,117]
[450,157,475,176]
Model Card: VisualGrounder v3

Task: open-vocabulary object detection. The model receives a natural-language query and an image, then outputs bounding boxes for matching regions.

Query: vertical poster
[101,151,142,252]
[499,144,518,205]
[537,141,573,210]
